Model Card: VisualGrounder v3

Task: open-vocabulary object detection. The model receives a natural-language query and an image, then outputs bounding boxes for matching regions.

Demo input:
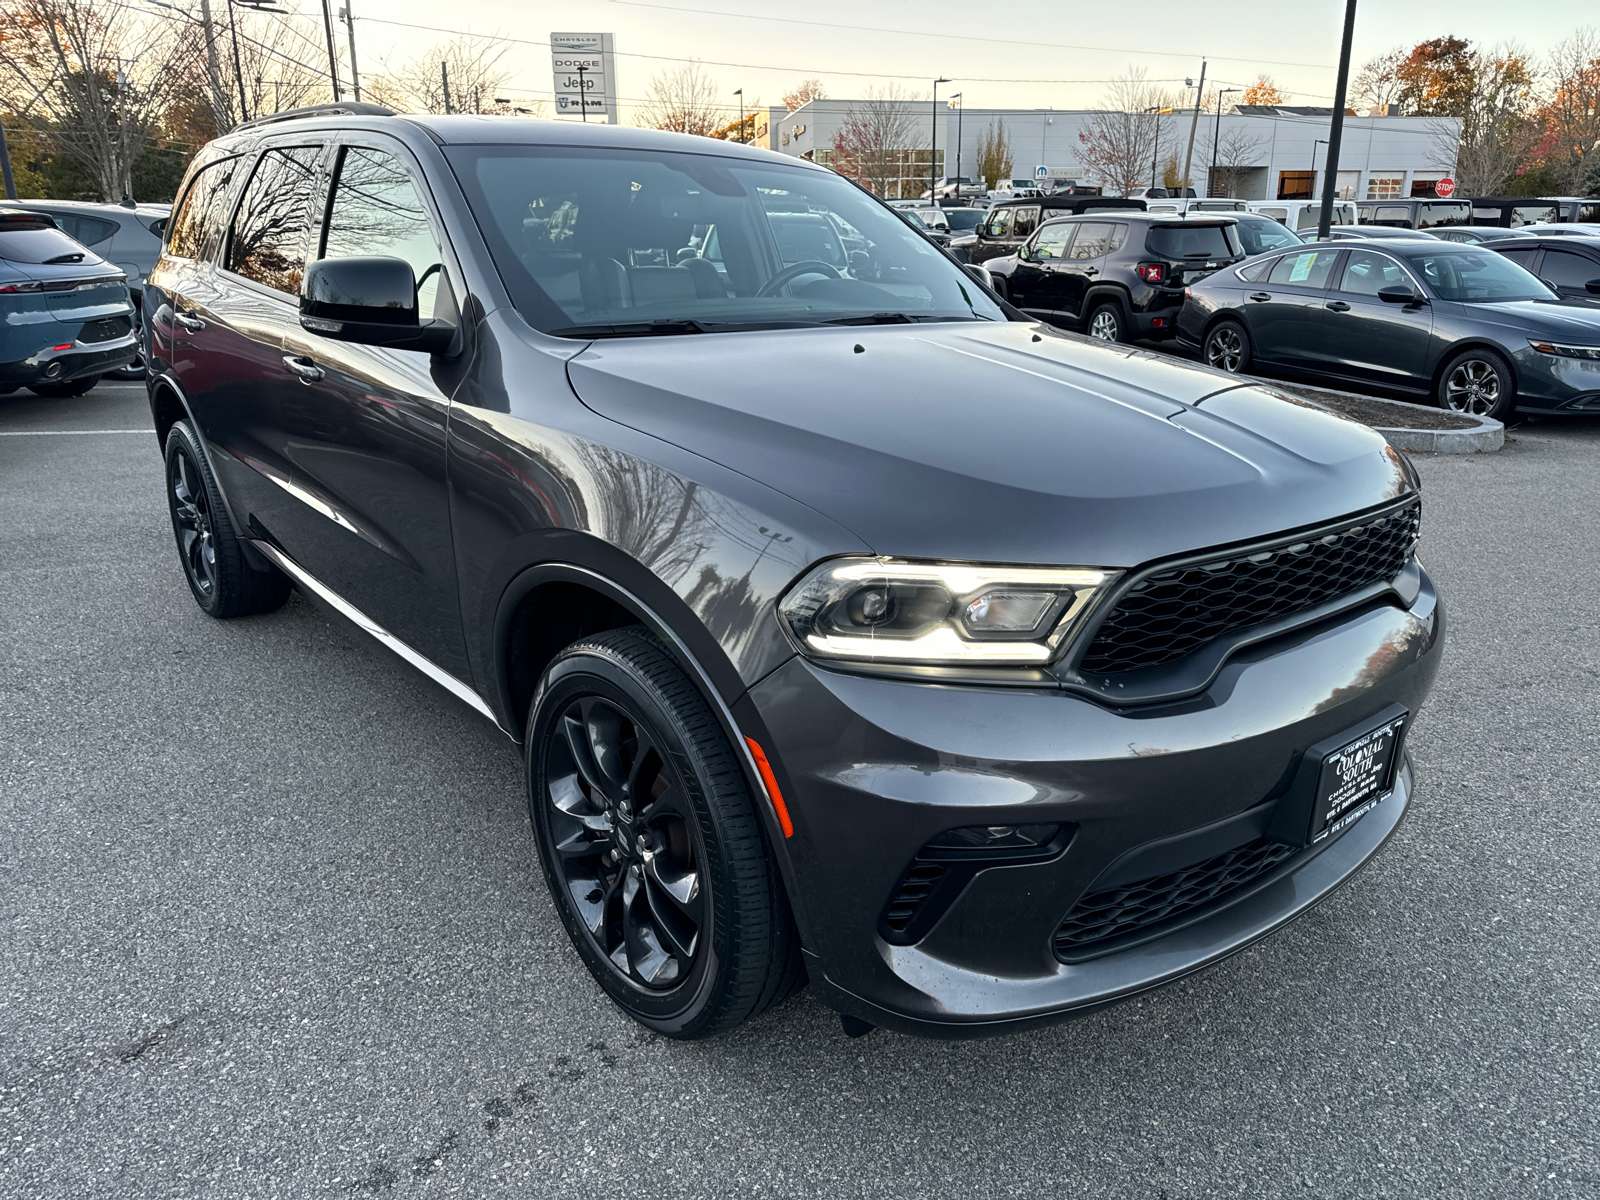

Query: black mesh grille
[77,315,132,343]
[1079,500,1421,675]
[882,861,947,934]
[1054,837,1296,956]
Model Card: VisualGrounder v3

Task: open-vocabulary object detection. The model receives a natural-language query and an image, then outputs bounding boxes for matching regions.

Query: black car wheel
[28,375,100,398]
[1437,348,1515,420]
[163,421,291,617]
[528,627,802,1039]
[1204,320,1253,374]
[1086,302,1126,343]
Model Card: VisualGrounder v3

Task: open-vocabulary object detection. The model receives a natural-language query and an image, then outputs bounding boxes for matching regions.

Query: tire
[527,627,803,1039]
[1203,319,1253,374]
[1086,301,1126,343]
[28,375,99,398]
[162,420,291,618]
[1437,346,1516,421]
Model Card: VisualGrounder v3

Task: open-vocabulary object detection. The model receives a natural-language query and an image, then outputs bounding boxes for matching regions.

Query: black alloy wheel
[1204,319,1252,374]
[1086,302,1126,343]
[1437,347,1515,421]
[162,421,291,618]
[528,628,802,1038]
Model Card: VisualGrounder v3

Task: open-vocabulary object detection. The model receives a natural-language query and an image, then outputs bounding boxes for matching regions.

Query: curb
[1251,377,1505,455]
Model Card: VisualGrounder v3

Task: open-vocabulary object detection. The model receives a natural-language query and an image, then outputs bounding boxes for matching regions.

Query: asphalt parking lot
[3,380,1598,1198]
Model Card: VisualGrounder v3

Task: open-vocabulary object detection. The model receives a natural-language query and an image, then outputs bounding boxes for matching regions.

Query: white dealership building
[761,100,1461,203]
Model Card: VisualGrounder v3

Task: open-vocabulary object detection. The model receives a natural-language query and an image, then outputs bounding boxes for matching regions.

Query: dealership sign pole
[552,33,617,124]
[1317,0,1358,241]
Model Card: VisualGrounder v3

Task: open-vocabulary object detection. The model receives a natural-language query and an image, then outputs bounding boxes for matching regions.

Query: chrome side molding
[250,538,509,735]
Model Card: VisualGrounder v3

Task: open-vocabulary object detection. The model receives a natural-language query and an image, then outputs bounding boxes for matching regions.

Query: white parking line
[0,429,150,436]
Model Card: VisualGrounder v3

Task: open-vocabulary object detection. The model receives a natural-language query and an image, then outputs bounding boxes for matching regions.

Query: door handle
[282,354,324,383]
[1326,300,1351,312]
[1083,267,1099,276]
[173,311,206,331]
[1248,292,1272,302]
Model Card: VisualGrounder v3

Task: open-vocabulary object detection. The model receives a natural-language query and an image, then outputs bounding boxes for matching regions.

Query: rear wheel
[28,375,99,398]
[1203,319,1252,374]
[1086,302,1126,343]
[163,421,291,618]
[1437,347,1515,421]
[527,627,802,1039]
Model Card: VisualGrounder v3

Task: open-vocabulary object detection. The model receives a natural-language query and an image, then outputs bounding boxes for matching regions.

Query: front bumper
[0,330,138,388]
[1509,345,1600,413]
[750,571,1443,1036]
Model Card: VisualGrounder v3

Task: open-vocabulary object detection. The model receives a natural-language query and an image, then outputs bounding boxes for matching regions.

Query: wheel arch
[1083,283,1133,316]
[1430,338,1520,400]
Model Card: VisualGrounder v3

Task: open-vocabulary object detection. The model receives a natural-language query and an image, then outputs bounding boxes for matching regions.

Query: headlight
[1528,338,1600,360]
[778,557,1117,666]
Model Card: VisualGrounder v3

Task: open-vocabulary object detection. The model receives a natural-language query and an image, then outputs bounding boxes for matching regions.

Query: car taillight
[1184,287,1193,299]
[1137,263,1165,283]
[0,280,42,293]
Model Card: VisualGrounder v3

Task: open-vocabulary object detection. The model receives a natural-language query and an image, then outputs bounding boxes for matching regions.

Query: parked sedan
[1432,226,1537,245]
[0,209,138,396]
[1517,223,1600,239]
[1488,234,1600,306]
[1178,239,1600,419]
[1312,226,1443,242]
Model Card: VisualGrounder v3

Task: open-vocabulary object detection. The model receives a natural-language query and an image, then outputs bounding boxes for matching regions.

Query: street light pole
[1210,87,1239,197]
[1144,105,1171,191]
[931,77,949,202]
[950,93,962,189]
[1317,0,1359,240]
[1312,138,1328,183]
[734,88,743,143]
[1180,60,1207,197]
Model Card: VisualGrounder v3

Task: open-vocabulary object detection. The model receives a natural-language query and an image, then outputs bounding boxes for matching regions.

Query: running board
[250,538,508,735]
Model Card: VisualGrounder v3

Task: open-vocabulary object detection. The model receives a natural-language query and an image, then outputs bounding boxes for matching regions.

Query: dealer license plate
[1310,714,1406,842]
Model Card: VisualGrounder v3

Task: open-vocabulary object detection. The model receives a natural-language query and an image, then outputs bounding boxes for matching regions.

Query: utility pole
[196,0,230,131]
[341,3,361,101]
[319,0,341,102]
[1210,88,1239,197]
[931,77,950,202]
[1180,60,1206,198]
[1318,0,1358,240]
[224,0,249,122]
[441,62,453,113]
[950,93,963,186]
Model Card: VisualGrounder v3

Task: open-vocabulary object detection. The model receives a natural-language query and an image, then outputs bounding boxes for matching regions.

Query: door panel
[1055,221,1121,321]
[1007,222,1073,315]
[1320,249,1433,388]
[1240,247,1341,369]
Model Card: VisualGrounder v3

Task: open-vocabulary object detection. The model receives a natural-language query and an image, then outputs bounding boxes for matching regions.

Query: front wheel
[1203,319,1253,374]
[1437,347,1516,421]
[527,627,802,1039]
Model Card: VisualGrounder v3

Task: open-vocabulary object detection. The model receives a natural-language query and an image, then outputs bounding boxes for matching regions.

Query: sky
[265,0,1599,119]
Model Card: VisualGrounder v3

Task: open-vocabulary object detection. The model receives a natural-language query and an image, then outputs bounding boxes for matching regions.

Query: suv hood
[566,322,1409,568]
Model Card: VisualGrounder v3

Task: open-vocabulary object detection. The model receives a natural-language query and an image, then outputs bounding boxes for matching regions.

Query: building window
[1367,176,1404,199]
[1277,171,1314,200]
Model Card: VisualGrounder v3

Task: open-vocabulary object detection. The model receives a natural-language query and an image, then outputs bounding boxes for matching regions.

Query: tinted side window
[1541,249,1600,290]
[1236,258,1273,282]
[1010,207,1040,238]
[226,146,322,294]
[1068,222,1116,259]
[1337,250,1408,296]
[167,156,246,261]
[71,215,119,245]
[1495,246,1540,269]
[1032,223,1072,258]
[322,146,443,313]
[1266,249,1338,288]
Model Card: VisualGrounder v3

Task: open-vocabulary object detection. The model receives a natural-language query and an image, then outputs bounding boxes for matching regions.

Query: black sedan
[1177,239,1600,419]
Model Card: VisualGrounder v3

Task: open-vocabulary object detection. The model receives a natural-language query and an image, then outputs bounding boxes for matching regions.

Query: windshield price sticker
[1311,715,1406,841]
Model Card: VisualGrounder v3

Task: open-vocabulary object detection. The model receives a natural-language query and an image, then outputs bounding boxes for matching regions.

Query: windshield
[444,144,1004,335]
[943,208,985,232]
[1402,249,1557,302]
[1233,218,1304,256]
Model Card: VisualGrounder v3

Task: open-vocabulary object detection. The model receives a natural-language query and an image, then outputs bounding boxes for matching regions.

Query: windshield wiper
[549,319,718,338]
[822,312,916,326]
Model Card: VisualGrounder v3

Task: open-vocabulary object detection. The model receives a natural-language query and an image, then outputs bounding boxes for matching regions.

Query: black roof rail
[234,102,396,132]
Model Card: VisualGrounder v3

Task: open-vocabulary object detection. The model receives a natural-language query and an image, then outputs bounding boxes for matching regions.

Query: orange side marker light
[744,737,794,838]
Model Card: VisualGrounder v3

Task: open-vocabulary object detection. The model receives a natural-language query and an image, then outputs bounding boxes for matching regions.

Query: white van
[1247,200,1357,230]
[1144,198,1248,215]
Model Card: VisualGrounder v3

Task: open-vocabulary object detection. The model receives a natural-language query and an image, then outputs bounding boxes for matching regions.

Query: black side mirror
[1587,278,1600,295]
[300,255,456,354]
[963,263,994,290]
[1377,285,1425,306]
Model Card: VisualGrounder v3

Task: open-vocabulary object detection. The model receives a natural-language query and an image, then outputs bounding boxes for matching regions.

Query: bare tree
[0,0,200,201]
[364,36,513,115]
[828,85,918,197]
[227,9,328,119]
[1198,125,1266,197]
[1541,29,1600,194]
[1430,45,1538,196]
[782,78,825,111]
[635,61,721,136]
[974,120,1013,189]
[1353,47,1407,113]
[1077,70,1169,196]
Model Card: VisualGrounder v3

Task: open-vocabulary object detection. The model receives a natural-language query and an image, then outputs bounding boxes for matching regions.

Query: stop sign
[1435,177,1456,197]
